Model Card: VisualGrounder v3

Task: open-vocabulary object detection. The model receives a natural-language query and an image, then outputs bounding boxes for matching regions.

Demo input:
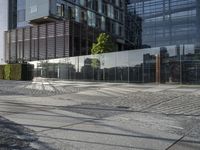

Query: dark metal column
[15,29,18,62]
[45,24,48,59]
[22,28,25,60]
[63,21,66,57]
[54,22,57,58]
[9,31,11,63]
[30,27,32,61]
[37,26,40,60]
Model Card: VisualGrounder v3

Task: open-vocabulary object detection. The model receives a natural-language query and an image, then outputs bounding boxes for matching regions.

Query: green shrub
[10,64,22,80]
[0,65,4,79]
[4,64,11,80]
[2,64,32,81]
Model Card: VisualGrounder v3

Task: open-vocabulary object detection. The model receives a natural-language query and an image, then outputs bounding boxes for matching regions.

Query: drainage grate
[116,106,130,109]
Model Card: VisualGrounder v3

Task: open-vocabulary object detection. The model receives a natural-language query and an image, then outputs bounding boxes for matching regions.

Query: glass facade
[17,0,27,28]
[10,0,125,39]
[127,0,200,48]
[8,0,28,29]
[10,0,127,50]
[52,0,125,41]
[30,44,200,84]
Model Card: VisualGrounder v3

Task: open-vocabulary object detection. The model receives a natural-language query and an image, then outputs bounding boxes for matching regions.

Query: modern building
[2,0,200,84]
[0,0,27,64]
[5,0,136,63]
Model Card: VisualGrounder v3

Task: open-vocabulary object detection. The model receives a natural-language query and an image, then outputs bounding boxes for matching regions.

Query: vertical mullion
[9,31,11,63]
[30,27,32,61]
[22,28,24,60]
[45,24,48,59]
[37,26,40,60]
[63,21,66,57]
[54,22,56,58]
[15,29,18,62]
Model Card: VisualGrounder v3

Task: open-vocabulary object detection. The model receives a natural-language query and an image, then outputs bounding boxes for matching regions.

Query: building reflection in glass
[30,44,200,84]
[127,0,200,48]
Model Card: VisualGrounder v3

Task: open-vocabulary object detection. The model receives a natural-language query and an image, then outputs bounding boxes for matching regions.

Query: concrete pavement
[0,78,200,149]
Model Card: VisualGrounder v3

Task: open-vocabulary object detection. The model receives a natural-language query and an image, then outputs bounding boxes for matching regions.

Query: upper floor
[10,0,126,39]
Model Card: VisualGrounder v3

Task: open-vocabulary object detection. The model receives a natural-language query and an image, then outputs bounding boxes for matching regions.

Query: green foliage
[4,64,11,80]
[0,64,32,81]
[91,58,100,69]
[10,64,22,80]
[91,33,115,55]
[0,65,4,79]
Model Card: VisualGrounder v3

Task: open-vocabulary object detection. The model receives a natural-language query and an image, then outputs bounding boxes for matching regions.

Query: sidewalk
[0,79,199,149]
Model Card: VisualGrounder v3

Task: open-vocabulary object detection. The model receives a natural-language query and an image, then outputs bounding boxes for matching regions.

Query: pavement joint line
[165,135,185,150]
[35,125,197,143]
[36,118,100,133]
[3,103,59,117]
[165,122,200,150]
[2,102,200,118]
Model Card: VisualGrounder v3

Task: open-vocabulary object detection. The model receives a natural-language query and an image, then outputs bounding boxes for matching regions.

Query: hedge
[0,64,33,81]
[4,64,11,80]
[0,65,4,79]
[10,64,22,80]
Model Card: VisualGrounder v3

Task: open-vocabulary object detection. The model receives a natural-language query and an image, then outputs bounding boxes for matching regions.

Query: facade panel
[5,20,102,62]
[26,0,50,23]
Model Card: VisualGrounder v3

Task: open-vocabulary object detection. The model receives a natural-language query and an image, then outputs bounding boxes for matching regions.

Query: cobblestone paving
[0,79,80,97]
[0,79,200,117]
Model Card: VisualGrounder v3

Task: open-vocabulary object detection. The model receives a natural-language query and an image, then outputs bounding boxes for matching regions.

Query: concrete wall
[26,0,49,22]
[0,0,8,64]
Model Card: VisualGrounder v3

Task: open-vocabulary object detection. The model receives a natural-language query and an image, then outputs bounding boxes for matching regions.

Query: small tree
[91,33,115,55]
[91,33,115,69]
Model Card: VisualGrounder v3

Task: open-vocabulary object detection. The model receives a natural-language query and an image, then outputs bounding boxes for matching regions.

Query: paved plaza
[0,78,200,150]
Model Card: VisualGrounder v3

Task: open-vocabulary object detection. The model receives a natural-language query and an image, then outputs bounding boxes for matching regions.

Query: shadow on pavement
[0,116,54,150]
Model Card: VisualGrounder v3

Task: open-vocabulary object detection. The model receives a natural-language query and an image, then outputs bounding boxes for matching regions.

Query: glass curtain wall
[30,44,200,84]
[56,0,125,40]
[128,0,200,48]
[17,0,27,28]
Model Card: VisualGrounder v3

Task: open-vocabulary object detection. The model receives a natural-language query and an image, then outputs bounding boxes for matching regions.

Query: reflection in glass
[29,44,200,84]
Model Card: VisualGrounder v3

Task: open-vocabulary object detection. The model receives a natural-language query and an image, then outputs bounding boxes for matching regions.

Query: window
[87,11,96,27]
[68,6,75,19]
[57,3,65,17]
[114,9,119,20]
[17,10,25,22]
[96,15,101,28]
[101,16,106,30]
[107,4,114,19]
[75,6,80,22]
[80,10,87,23]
